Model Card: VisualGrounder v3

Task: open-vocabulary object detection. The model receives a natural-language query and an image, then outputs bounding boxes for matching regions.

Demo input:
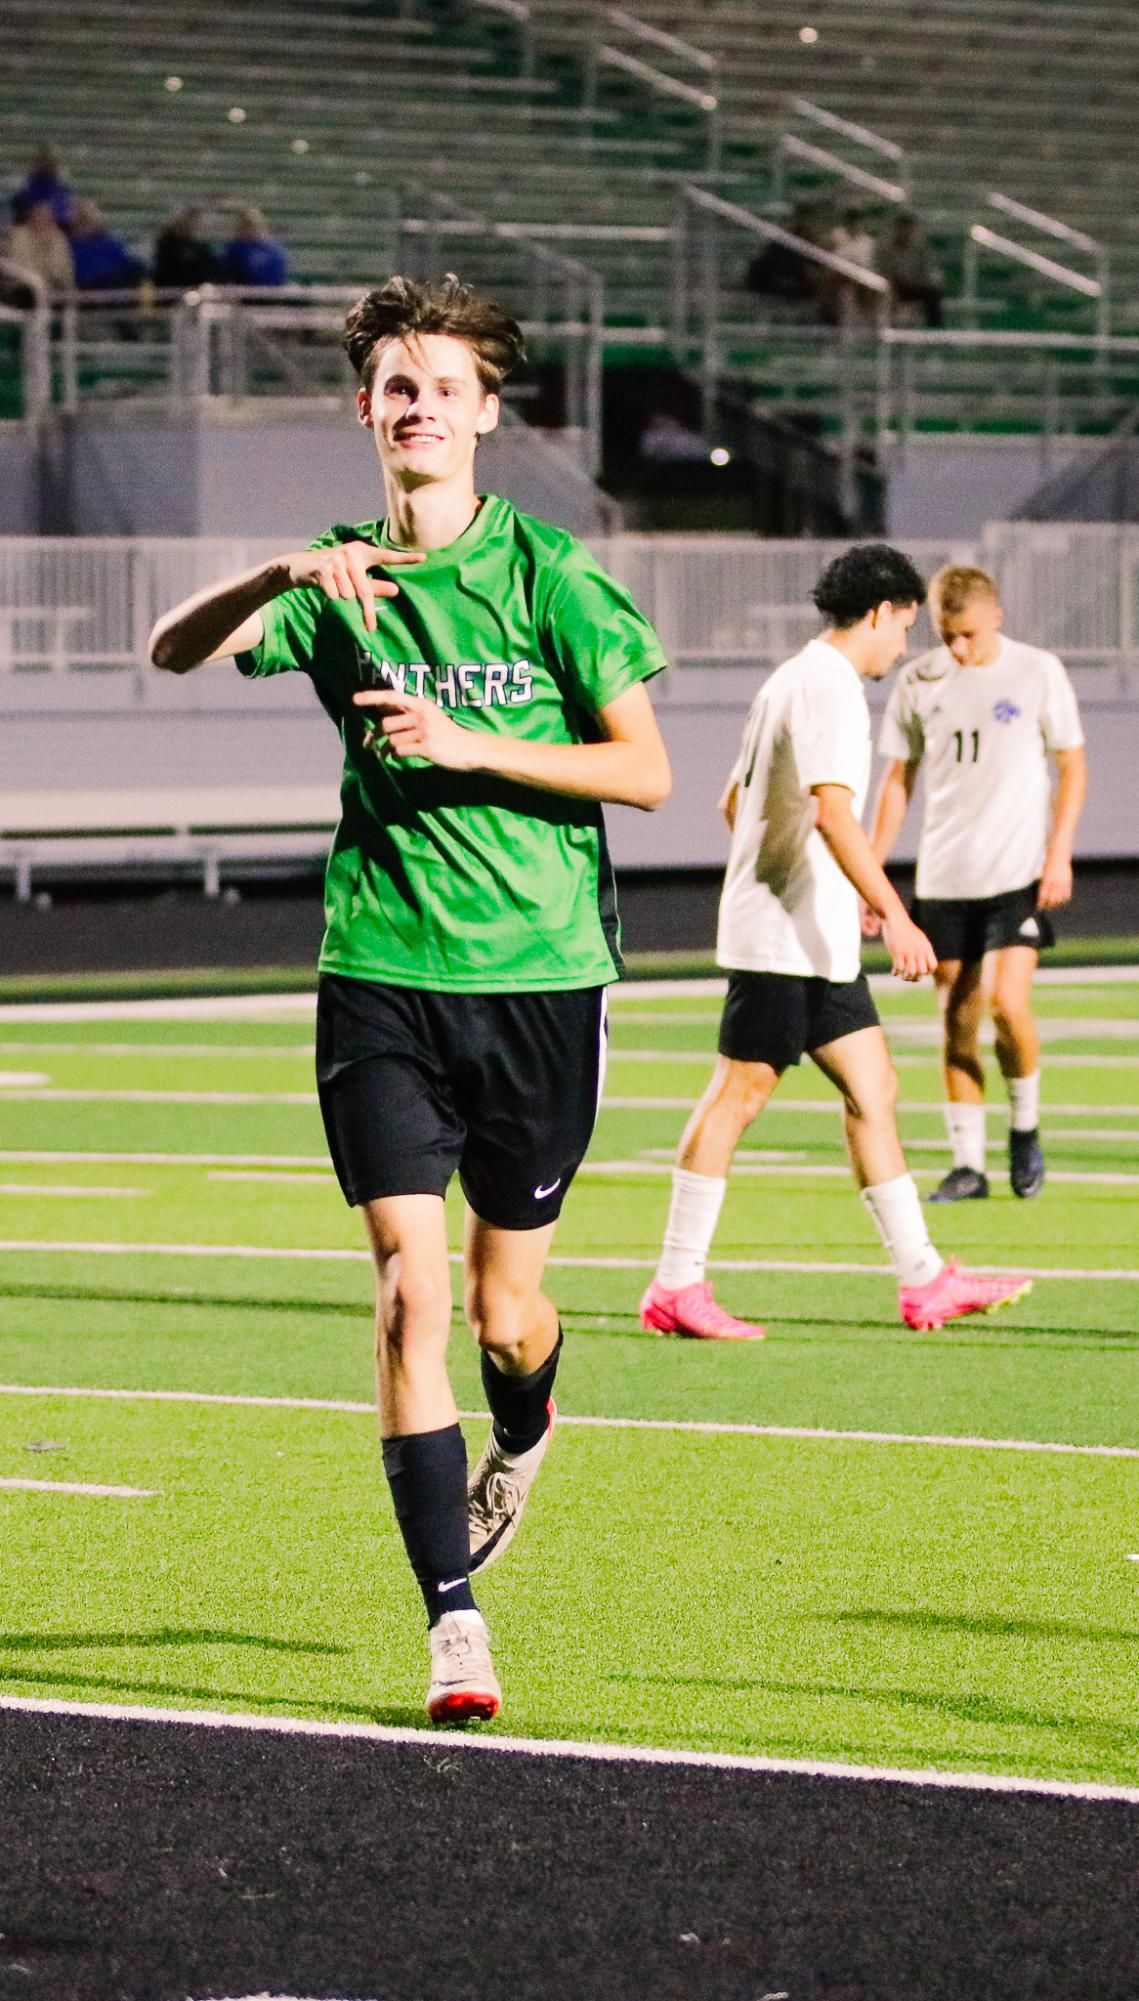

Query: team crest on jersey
[993,700,1021,723]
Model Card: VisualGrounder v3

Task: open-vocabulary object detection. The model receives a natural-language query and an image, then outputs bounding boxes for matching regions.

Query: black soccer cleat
[1009,1127,1045,1199]
[926,1166,990,1204]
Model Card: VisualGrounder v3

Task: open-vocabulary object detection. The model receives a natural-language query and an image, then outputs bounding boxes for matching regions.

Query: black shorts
[913,883,1055,965]
[315,973,607,1230]
[718,970,880,1071]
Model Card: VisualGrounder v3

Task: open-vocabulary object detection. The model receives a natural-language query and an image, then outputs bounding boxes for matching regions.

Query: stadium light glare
[710,447,731,467]
[799,24,819,42]
[164,75,184,92]
[228,106,248,124]
[291,138,311,154]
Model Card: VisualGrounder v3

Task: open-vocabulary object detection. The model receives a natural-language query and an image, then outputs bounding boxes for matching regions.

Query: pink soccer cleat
[640,1278,766,1341]
[899,1258,1032,1331]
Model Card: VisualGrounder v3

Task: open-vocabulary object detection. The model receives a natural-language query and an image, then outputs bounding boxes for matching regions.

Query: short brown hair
[929,565,1000,617]
[342,274,525,393]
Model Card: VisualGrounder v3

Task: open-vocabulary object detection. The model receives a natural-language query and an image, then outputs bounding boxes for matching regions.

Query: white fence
[3,526,1139,692]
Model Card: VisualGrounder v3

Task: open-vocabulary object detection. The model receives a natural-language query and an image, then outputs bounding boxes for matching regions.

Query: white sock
[657,1168,727,1290]
[861,1173,944,1289]
[944,1101,986,1173]
[1007,1072,1040,1133]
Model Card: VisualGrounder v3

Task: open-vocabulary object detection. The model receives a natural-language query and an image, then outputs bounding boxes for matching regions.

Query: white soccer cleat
[468,1400,555,1575]
[425,1610,501,1726]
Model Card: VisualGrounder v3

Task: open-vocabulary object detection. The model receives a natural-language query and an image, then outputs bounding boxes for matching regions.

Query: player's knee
[990,989,1030,1039]
[463,1273,527,1354]
[842,1063,897,1125]
[376,1263,448,1356]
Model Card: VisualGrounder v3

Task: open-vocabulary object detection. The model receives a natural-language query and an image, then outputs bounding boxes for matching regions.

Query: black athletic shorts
[315,972,608,1230]
[912,882,1055,965]
[718,969,880,1071]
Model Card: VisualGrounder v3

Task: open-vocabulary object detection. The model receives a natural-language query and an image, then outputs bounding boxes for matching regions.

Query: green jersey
[237,495,667,991]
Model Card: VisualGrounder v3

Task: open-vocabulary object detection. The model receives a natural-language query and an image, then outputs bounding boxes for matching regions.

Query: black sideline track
[0,1708,1136,2000]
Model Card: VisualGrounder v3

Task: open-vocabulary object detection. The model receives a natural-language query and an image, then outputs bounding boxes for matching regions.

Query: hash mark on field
[0,1384,1135,1461]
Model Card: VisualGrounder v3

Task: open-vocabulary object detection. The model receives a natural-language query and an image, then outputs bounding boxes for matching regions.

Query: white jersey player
[640,544,1030,1341]
[869,564,1086,1202]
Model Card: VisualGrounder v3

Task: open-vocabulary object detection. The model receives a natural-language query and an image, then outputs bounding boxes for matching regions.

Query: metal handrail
[605,6,717,73]
[682,187,889,294]
[789,98,906,165]
[778,133,908,206]
[597,43,716,112]
[985,192,1104,258]
[965,222,1108,341]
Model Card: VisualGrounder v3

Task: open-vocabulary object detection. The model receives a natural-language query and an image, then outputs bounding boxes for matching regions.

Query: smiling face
[358,332,499,491]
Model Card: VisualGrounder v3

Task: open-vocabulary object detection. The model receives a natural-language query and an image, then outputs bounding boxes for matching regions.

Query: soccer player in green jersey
[149,276,671,1725]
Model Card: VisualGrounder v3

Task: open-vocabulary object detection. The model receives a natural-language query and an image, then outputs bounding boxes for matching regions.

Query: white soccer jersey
[878,637,1084,901]
[717,639,871,981]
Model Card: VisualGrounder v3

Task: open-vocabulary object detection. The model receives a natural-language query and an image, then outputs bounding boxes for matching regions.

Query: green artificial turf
[0,976,1137,1785]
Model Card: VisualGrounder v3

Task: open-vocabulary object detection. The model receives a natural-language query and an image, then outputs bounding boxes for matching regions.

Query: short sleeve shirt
[878,637,1084,900]
[237,495,667,990]
[717,639,871,981]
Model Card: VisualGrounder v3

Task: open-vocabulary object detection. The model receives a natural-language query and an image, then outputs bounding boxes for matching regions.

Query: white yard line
[0,1381,1134,1462]
[582,1159,1139,1186]
[0,1184,147,1199]
[0,1691,1133,1803]
[0,1089,319,1104]
[0,1150,330,1167]
[0,1477,156,1498]
[0,996,317,1023]
[208,1170,334,1185]
[0,1072,48,1087]
[0,1042,309,1060]
[0,1238,1134,1281]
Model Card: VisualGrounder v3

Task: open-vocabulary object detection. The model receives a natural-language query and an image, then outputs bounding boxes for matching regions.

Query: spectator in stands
[877,210,944,329]
[218,207,290,287]
[10,146,73,227]
[744,201,826,312]
[828,204,879,324]
[4,199,75,294]
[67,199,147,291]
[152,207,219,290]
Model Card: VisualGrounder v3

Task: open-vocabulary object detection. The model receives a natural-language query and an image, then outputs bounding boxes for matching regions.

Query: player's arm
[353,680,672,811]
[148,543,424,674]
[812,782,936,983]
[1038,744,1087,909]
[861,754,921,938]
[868,756,920,865]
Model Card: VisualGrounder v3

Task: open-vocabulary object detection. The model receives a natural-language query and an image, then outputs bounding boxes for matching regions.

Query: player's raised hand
[882,909,937,983]
[1037,850,1073,909]
[285,541,425,633]
[354,688,478,769]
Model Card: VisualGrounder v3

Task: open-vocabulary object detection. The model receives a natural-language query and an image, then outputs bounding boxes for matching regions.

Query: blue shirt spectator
[10,146,73,227]
[69,200,146,290]
[219,208,289,287]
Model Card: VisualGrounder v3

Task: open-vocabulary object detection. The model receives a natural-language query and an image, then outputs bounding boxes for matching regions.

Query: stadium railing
[3,525,1135,895]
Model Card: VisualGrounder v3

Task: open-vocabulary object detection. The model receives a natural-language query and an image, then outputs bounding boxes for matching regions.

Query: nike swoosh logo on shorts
[534,1178,562,1200]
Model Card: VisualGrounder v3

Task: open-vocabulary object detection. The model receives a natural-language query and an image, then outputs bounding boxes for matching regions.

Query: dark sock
[381,1423,477,1626]
[482,1327,562,1455]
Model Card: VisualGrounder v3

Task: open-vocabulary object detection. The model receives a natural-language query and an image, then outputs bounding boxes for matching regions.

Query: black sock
[482,1327,563,1455]
[381,1423,477,1627]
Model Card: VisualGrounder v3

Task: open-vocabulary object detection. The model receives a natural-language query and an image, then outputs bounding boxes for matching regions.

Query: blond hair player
[868,564,1086,1201]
